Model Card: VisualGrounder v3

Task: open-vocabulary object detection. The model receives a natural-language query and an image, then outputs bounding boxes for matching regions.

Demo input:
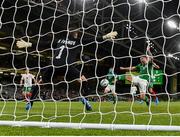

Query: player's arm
[16,39,32,49]
[146,44,160,69]
[20,75,24,87]
[120,66,137,71]
[82,31,118,42]
[152,62,160,69]
[38,76,43,84]
[32,75,37,85]
[16,39,53,49]
[102,31,118,40]
[146,44,153,62]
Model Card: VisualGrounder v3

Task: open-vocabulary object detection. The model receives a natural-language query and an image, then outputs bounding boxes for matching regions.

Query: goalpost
[0,0,180,131]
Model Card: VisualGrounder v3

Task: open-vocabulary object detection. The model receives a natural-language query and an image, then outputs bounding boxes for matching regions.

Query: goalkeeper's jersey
[53,36,103,67]
[53,38,80,66]
[135,62,154,82]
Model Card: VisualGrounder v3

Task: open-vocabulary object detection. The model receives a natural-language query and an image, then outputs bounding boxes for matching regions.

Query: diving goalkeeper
[16,30,118,111]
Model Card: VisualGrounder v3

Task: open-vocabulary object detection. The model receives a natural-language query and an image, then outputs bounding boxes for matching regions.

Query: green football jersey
[107,68,116,85]
[135,62,154,82]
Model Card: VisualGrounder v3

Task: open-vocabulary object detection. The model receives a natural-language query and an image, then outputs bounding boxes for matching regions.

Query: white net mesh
[0,0,180,130]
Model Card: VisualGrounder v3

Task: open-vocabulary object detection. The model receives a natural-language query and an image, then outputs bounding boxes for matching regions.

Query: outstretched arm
[152,62,160,69]
[146,42,160,69]
[16,39,32,49]
[16,31,118,48]
[33,77,37,85]
[146,41,153,61]
[20,75,24,87]
[120,66,136,71]
[102,31,118,40]
[16,39,54,49]
[81,31,118,43]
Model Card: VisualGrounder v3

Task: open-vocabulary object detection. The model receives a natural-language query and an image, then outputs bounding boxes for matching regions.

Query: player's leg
[138,80,150,106]
[130,76,149,106]
[130,86,137,96]
[30,76,42,108]
[80,75,92,111]
[148,86,159,105]
[22,87,30,102]
[30,85,39,108]
[104,85,117,104]
[108,85,117,104]
[112,92,117,104]
[67,67,92,111]
[23,87,32,110]
[40,66,54,83]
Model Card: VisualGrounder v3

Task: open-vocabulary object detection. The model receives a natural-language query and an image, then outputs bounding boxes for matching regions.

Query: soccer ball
[100,78,109,87]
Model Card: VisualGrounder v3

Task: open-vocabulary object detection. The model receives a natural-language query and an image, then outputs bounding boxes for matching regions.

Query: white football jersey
[21,73,34,87]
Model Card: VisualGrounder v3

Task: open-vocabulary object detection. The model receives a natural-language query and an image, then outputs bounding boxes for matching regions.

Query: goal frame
[0,120,180,131]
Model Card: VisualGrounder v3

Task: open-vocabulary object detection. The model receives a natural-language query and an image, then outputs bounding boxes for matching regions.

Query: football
[100,78,109,87]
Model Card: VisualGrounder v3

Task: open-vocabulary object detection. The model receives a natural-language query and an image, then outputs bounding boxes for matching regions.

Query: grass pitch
[0,100,180,136]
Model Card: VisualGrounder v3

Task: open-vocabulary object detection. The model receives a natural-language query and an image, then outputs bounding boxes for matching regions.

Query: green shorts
[23,87,32,93]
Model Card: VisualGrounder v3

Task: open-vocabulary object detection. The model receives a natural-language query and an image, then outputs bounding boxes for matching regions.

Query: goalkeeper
[16,30,118,111]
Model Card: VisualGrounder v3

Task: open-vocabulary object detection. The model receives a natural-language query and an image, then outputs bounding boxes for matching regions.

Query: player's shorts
[107,84,116,94]
[41,65,81,83]
[23,87,32,92]
[132,76,148,93]
[130,86,137,95]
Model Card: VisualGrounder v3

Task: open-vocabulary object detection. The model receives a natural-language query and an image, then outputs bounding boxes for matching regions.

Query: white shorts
[132,76,148,93]
[130,86,137,95]
[105,84,116,94]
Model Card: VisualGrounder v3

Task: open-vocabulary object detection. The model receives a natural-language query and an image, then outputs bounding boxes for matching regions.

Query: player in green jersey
[100,67,141,104]
[100,68,118,104]
[120,45,160,105]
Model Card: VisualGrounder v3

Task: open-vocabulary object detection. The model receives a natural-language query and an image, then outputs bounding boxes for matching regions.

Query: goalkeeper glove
[103,31,118,40]
[16,39,32,48]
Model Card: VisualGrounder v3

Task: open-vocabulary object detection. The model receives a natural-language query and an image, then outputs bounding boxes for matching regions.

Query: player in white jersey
[20,68,36,110]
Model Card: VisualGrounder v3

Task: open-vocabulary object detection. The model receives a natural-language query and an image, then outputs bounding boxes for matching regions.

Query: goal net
[0,0,180,131]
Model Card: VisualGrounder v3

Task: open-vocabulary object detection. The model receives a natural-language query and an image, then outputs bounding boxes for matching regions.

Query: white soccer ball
[100,79,109,87]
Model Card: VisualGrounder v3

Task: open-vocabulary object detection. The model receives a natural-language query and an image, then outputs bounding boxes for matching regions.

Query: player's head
[140,56,148,64]
[69,27,80,39]
[70,31,79,39]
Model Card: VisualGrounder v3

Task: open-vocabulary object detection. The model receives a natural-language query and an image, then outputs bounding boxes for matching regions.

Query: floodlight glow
[137,0,146,3]
[10,73,15,75]
[168,53,173,57]
[167,20,177,29]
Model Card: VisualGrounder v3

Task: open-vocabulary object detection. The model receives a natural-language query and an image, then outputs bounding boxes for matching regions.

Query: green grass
[0,100,180,136]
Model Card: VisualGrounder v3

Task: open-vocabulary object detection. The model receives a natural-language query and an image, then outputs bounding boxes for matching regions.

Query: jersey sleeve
[135,64,141,71]
[31,74,35,79]
[21,74,25,80]
[80,35,104,44]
